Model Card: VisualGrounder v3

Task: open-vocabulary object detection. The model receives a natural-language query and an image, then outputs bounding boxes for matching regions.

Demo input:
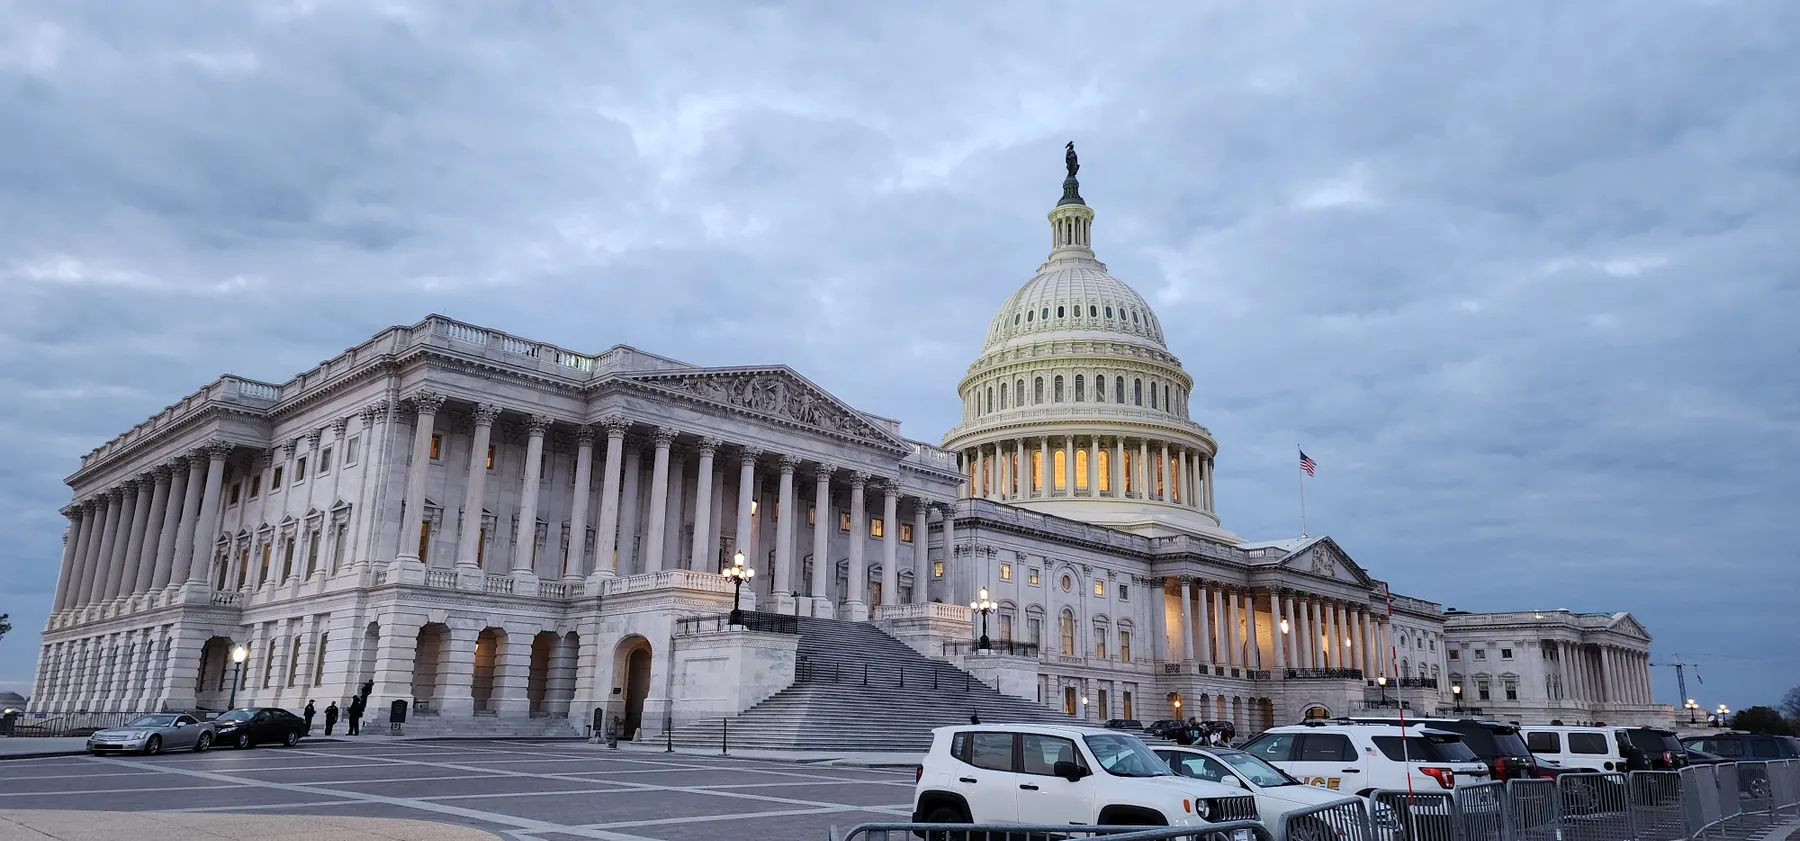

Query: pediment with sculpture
[628,368,907,449]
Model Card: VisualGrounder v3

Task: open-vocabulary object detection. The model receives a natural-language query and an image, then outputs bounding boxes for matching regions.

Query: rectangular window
[418,521,431,564]
[259,544,271,586]
[869,518,883,538]
[1449,650,1462,661]
[312,633,328,686]
[286,636,302,687]
[282,537,296,579]
[1097,688,1109,720]
[1093,580,1105,597]
[1120,630,1132,661]
[1478,680,1492,701]
[430,434,442,460]
[1527,732,1561,753]
[475,528,487,569]
[968,733,1014,772]
[1569,733,1610,755]
[1501,648,1514,660]
[249,476,261,499]
[1028,617,1042,645]
[1474,649,1487,660]
[1000,563,1012,581]
[1505,680,1518,701]
[901,523,914,543]
[272,465,284,489]
[807,505,816,526]
[1019,734,1079,776]
[305,530,320,576]
[1122,690,1133,720]
[295,456,307,482]
[1095,628,1107,659]
[345,436,360,466]
[839,512,851,532]
[1118,584,1129,601]
[1000,614,1014,641]
[228,482,241,505]
[1029,568,1040,585]
[333,524,348,571]
[318,447,332,474]
[932,560,944,579]
[486,445,496,470]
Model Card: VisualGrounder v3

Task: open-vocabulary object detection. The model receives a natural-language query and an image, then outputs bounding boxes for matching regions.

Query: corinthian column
[510,414,552,579]
[102,480,144,602]
[773,454,800,613]
[395,391,445,569]
[844,471,870,621]
[733,447,761,568]
[52,506,85,613]
[689,437,719,573]
[563,424,595,582]
[639,426,676,574]
[879,480,899,610]
[589,416,629,584]
[457,404,501,572]
[810,465,834,616]
[128,467,172,600]
[149,458,187,591]
[912,500,929,604]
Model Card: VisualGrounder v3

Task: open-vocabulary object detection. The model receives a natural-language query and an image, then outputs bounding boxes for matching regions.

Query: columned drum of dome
[942,154,1232,540]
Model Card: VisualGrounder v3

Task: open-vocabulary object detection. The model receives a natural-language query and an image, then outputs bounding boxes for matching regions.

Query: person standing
[347,695,363,736]
[303,700,317,735]
[324,702,340,736]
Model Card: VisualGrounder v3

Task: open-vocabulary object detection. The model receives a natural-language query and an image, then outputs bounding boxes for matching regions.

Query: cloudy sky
[2,1,1795,709]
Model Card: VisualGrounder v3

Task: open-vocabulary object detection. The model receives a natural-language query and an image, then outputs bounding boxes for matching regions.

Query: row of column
[53,444,233,614]
[962,435,1212,511]
[392,396,949,615]
[1167,582,1387,677]
[31,625,184,711]
[1560,641,1653,705]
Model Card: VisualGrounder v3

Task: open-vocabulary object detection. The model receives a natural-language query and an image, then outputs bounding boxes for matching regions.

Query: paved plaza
[0,740,917,841]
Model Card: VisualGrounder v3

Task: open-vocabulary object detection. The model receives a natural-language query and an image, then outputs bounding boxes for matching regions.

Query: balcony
[1284,667,1364,681]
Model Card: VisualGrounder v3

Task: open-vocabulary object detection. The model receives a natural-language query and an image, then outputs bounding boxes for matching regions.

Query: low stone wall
[668,627,799,726]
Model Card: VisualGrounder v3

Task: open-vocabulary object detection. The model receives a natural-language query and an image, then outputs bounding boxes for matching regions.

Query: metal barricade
[1714,761,1742,827]
[1681,765,1720,839]
[831,819,1271,841]
[1627,771,1685,841]
[1505,778,1562,841]
[1371,789,1457,841]
[1283,797,1375,841]
[1735,761,1774,831]
[1453,781,1506,841]
[1557,772,1632,841]
[1774,759,1800,816]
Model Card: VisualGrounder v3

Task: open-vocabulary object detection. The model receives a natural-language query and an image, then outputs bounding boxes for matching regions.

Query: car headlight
[130,731,149,739]
[1194,798,1213,819]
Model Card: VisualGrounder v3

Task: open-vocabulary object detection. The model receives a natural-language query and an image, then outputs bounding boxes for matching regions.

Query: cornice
[611,374,912,457]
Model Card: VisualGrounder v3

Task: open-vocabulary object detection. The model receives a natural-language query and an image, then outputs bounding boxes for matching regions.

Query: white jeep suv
[1154,745,1371,841]
[1238,721,1490,795]
[914,724,1259,831]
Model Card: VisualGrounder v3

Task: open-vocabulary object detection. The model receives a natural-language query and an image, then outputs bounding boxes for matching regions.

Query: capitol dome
[942,149,1229,539]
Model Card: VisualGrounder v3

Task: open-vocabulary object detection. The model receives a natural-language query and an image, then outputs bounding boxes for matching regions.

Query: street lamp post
[1377,675,1389,707]
[227,645,248,709]
[970,587,996,651]
[1685,699,1699,724]
[1451,683,1463,714]
[724,550,755,625]
[1716,704,1730,727]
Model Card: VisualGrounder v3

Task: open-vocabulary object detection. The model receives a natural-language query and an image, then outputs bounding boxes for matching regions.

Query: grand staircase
[667,616,1079,752]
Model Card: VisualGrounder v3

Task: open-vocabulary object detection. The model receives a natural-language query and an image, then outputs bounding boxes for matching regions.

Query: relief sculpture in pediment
[661,373,876,440]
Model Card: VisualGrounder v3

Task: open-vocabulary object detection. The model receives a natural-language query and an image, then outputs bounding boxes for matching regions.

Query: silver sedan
[86,713,216,755]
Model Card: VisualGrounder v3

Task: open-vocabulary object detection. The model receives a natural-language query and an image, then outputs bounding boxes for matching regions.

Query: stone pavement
[0,738,86,759]
[0,809,499,840]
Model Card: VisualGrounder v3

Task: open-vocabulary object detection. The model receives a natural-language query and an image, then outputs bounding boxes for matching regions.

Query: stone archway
[527,632,557,715]
[411,623,450,712]
[613,636,653,740]
[472,628,505,714]
[194,636,238,710]
[1302,703,1332,721]
[356,622,379,693]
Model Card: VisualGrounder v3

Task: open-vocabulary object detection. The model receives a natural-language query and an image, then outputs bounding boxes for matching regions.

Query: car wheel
[143,736,162,756]
[234,732,252,749]
[194,732,213,753]
[921,805,971,841]
[283,730,301,747]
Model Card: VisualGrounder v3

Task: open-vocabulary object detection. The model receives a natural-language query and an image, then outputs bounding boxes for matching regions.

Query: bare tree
[1781,685,1800,721]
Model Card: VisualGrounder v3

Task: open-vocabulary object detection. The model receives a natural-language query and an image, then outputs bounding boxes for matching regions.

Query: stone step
[400,714,580,739]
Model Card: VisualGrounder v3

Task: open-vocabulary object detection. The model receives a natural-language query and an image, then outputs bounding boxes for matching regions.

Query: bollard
[862,664,868,686]
[965,673,970,691]
[665,715,673,753]
[722,718,730,756]
[900,667,905,688]
[933,671,939,689]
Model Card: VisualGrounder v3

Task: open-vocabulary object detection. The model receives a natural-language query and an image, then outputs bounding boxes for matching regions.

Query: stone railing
[419,315,599,377]
[876,602,972,622]
[967,499,1148,551]
[424,570,458,589]
[904,442,960,472]
[483,575,514,595]
[942,405,1213,443]
[210,590,241,607]
[602,568,735,596]
[76,375,284,471]
[537,581,569,599]
[1284,667,1364,681]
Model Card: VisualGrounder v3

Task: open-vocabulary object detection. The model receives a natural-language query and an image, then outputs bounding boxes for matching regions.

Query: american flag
[1299,450,1317,477]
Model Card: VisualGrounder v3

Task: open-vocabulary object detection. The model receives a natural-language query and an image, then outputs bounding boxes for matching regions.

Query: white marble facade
[29,167,1674,734]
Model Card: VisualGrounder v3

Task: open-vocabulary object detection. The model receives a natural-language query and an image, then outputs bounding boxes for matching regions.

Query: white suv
[914,723,1259,831]
[1238,722,1490,795]
[1154,746,1369,841]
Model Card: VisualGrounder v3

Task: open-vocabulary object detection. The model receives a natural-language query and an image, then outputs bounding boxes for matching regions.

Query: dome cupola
[942,146,1230,539]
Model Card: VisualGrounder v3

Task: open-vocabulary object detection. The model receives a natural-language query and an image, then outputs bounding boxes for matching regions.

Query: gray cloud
[1,0,1795,704]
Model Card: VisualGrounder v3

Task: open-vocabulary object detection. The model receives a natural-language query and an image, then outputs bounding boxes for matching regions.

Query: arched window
[1014,313,1021,325]
[1034,377,1045,404]
[1057,305,1066,318]
[1089,305,1098,317]
[1027,309,1035,322]
[1115,377,1125,404]
[1042,307,1050,321]
[1054,376,1065,402]
[1060,609,1077,656]
[1164,385,1172,412]
[1149,380,1158,409]
[1094,373,1105,403]
[985,387,993,414]
[1074,375,1085,402]
[1134,379,1143,406]
[1000,382,1009,409]
[1016,379,1025,405]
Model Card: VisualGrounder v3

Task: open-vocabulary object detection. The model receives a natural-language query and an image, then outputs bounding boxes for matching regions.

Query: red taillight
[1420,767,1456,789]
[916,766,924,783]
[1495,758,1508,781]
[1663,752,1673,767]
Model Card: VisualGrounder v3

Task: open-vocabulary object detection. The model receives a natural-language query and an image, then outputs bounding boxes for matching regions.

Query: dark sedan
[210,707,307,749]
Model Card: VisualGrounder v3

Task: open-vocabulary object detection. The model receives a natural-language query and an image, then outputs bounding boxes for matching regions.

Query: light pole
[1081,695,1090,722]
[1716,704,1730,727]
[970,587,996,651]
[1451,682,1463,714]
[724,550,754,625]
[1377,675,1389,707]
[1685,699,1699,724]
[227,645,248,709]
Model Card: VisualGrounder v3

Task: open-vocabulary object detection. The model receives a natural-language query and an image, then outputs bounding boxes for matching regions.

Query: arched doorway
[195,636,237,710]
[527,632,557,715]
[411,624,450,713]
[613,636,653,740]
[356,622,379,693]
[472,628,504,714]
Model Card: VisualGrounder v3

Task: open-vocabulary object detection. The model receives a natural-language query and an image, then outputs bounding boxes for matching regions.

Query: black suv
[1618,727,1689,770]
[1349,717,1538,781]
[1681,732,1800,761]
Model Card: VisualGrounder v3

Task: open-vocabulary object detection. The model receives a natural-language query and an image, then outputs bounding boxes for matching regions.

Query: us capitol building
[28,152,1674,738]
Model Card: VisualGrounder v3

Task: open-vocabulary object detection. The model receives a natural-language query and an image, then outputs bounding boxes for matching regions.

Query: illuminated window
[486,445,496,470]
[1075,449,1089,489]
[807,505,816,526]
[1095,627,1107,659]
[429,434,442,460]
[1097,448,1111,491]
[1054,449,1067,490]
[869,518,883,538]
[1094,580,1105,597]
[1120,631,1132,661]
[839,512,851,532]
[932,561,944,578]
[1000,563,1012,581]
[900,523,914,543]
[1029,568,1040,585]
[418,521,431,564]
[1031,449,1043,491]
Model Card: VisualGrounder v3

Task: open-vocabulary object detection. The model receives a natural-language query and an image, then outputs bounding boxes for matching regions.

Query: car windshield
[1216,750,1300,787]
[1489,727,1532,757]
[1083,734,1172,778]
[1626,730,1683,754]
[216,710,254,722]
[125,715,178,728]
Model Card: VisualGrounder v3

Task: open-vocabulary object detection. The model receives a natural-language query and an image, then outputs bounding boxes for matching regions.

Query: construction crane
[1651,654,1703,710]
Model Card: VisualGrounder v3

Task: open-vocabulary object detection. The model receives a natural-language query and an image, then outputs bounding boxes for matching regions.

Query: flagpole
[1297,445,1308,537]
